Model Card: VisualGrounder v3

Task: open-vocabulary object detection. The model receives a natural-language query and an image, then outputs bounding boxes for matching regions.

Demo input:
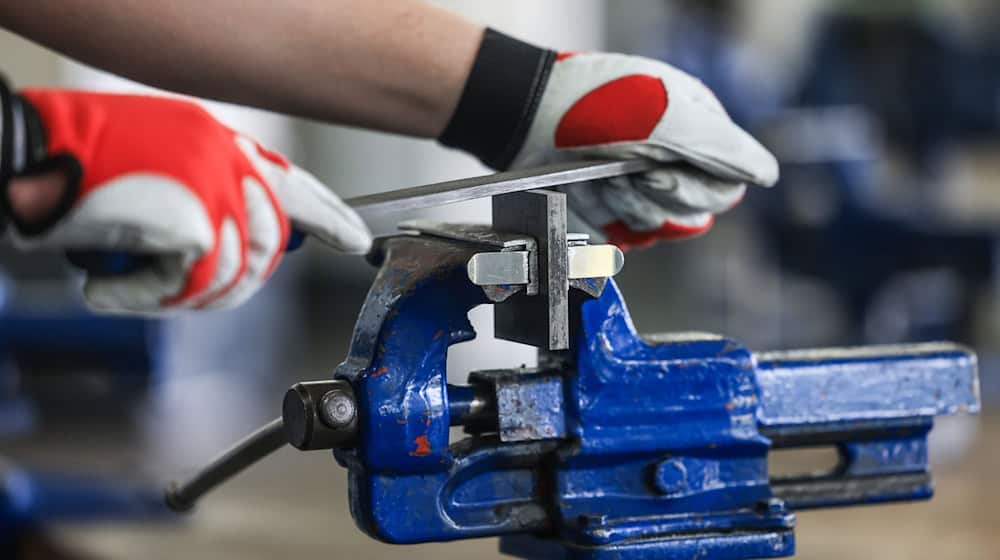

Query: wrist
[438,29,556,170]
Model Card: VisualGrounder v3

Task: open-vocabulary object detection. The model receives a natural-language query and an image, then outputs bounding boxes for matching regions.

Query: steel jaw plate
[467,240,623,288]
[399,189,624,350]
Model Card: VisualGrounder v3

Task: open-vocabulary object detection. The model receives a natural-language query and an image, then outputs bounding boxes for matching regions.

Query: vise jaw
[311,189,979,560]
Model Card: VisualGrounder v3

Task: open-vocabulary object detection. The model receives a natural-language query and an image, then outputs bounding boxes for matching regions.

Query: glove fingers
[632,167,746,215]
[83,254,189,314]
[562,178,715,248]
[278,165,372,254]
[95,217,243,313]
[603,213,713,250]
[197,177,285,309]
[559,182,616,228]
[654,89,779,186]
[599,177,712,232]
[594,179,712,248]
[235,135,372,254]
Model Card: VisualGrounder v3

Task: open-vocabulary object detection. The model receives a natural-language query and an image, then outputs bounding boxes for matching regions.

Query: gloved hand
[440,30,778,249]
[1,88,371,313]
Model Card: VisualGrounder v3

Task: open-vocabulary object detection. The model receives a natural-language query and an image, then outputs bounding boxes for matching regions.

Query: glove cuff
[0,82,78,236]
[0,78,47,184]
[438,28,555,170]
[1,76,19,194]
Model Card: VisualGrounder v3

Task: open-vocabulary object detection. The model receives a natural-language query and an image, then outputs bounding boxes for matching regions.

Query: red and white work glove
[440,30,778,250]
[2,89,371,313]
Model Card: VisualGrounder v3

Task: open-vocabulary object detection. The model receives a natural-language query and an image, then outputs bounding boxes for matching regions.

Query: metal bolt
[283,380,358,451]
[653,458,689,496]
[319,388,357,429]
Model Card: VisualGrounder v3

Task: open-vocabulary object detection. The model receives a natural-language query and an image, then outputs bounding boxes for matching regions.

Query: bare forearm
[0,0,483,137]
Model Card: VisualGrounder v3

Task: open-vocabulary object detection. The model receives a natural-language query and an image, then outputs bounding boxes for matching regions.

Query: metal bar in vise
[346,159,657,218]
[494,190,569,349]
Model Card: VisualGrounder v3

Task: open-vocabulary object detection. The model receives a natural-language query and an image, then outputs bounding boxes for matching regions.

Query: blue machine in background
[754,13,1000,346]
[0,260,165,413]
[0,264,169,557]
[0,465,167,554]
[650,4,1000,347]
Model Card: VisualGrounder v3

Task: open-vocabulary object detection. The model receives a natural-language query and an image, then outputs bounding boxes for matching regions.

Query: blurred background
[2,0,1000,558]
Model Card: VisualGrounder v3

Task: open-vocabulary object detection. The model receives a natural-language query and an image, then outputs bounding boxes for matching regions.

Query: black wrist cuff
[0,76,17,194]
[0,78,73,236]
[439,28,556,170]
[0,79,47,189]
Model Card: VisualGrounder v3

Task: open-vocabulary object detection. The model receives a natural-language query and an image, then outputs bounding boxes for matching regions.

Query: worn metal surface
[468,369,566,443]
[493,190,569,350]
[333,235,542,544]
[399,220,533,250]
[756,343,980,431]
[750,344,979,511]
[468,244,623,287]
[348,159,657,218]
[467,252,530,286]
[566,244,624,280]
[400,220,539,297]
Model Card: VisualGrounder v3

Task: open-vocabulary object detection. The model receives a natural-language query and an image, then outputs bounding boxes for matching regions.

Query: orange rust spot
[411,435,432,456]
[433,330,444,341]
[725,402,736,411]
[371,366,389,378]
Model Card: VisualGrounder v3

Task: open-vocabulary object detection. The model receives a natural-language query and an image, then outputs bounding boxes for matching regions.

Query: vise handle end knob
[164,379,360,513]
[282,380,359,451]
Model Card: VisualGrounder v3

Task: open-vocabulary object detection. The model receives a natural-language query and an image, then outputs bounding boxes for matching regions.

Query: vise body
[168,181,979,560]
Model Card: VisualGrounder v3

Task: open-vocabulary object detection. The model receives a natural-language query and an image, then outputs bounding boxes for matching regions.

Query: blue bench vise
[167,188,980,560]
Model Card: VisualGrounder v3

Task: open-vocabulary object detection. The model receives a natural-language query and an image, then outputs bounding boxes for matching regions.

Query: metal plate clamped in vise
[401,191,624,351]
